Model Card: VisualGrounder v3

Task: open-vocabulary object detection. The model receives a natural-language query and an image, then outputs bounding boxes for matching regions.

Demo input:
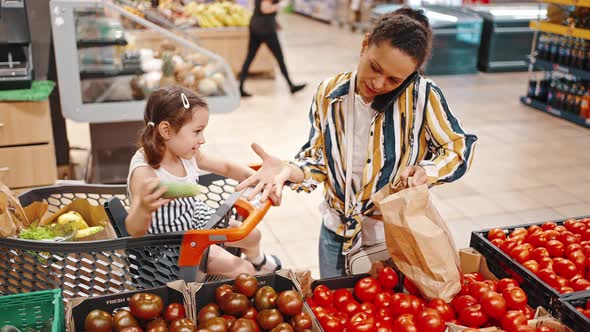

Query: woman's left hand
[399,165,428,188]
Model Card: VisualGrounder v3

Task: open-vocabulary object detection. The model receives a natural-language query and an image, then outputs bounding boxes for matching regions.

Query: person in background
[239,0,306,97]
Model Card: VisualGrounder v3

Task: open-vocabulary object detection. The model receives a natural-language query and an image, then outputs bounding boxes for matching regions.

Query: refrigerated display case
[372,4,483,75]
[293,0,337,22]
[467,3,547,72]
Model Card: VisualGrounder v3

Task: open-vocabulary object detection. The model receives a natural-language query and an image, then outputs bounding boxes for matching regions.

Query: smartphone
[370,71,419,113]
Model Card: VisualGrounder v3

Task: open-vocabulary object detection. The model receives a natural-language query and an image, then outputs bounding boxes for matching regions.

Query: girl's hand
[136,177,170,214]
[236,143,291,204]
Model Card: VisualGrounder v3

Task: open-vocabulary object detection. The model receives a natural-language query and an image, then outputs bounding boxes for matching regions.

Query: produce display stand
[557,291,590,331]
[0,173,271,300]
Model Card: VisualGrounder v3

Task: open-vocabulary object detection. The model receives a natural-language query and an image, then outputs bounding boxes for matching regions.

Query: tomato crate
[557,291,590,331]
[470,215,590,319]
[0,289,64,332]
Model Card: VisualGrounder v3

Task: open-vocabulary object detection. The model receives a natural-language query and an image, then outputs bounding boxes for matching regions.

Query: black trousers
[240,31,293,88]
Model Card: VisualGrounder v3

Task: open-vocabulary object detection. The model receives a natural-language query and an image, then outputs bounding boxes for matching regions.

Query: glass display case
[50,0,240,123]
[467,3,547,72]
[372,4,483,75]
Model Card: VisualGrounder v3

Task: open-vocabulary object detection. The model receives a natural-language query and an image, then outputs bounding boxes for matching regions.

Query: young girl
[126,86,281,278]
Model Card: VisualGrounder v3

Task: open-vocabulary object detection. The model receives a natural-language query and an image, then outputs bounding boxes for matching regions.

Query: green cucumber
[159,182,203,198]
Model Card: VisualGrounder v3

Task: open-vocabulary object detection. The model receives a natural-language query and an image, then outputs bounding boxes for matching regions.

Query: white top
[127,149,200,187]
[321,94,385,246]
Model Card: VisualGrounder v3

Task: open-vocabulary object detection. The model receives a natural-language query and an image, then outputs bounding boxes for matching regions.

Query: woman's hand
[399,165,428,188]
[236,143,292,204]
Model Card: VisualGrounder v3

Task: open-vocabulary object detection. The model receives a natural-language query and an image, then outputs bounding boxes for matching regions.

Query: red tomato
[451,295,478,314]
[512,229,528,239]
[536,327,558,332]
[489,228,507,241]
[501,310,528,332]
[492,238,505,247]
[510,245,532,264]
[556,276,569,288]
[403,278,421,296]
[319,314,345,332]
[370,292,391,310]
[558,286,575,294]
[501,239,519,255]
[468,281,492,301]
[333,312,349,326]
[514,325,536,332]
[340,300,361,316]
[376,308,393,325]
[565,244,583,257]
[554,259,579,279]
[582,228,590,241]
[497,279,520,293]
[567,251,587,272]
[313,285,334,307]
[584,309,590,319]
[541,222,557,231]
[522,260,540,274]
[408,295,424,316]
[538,257,554,271]
[519,306,534,320]
[415,308,445,332]
[306,297,318,309]
[333,289,353,310]
[554,225,568,233]
[502,287,528,310]
[545,230,560,241]
[347,311,375,332]
[458,305,488,328]
[392,314,417,332]
[530,248,550,263]
[480,291,507,320]
[545,240,565,258]
[426,298,455,322]
[571,278,590,291]
[527,225,542,236]
[354,277,382,303]
[528,232,549,249]
[558,232,579,246]
[377,267,399,290]
[312,306,329,319]
[565,219,578,232]
[360,302,375,315]
[571,223,588,235]
[390,294,414,317]
[484,280,497,292]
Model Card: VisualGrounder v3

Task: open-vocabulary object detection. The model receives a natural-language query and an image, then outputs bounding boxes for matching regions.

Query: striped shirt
[290,72,477,254]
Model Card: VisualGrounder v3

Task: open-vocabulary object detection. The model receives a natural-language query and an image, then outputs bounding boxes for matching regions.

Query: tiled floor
[66,14,590,278]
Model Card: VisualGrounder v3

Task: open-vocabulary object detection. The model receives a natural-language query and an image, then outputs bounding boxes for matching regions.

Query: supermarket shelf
[77,39,128,48]
[520,96,590,128]
[538,0,590,7]
[530,21,590,40]
[79,68,144,79]
[530,58,590,80]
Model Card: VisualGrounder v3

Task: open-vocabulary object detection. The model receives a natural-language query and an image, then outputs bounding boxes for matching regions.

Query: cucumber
[159,182,203,198]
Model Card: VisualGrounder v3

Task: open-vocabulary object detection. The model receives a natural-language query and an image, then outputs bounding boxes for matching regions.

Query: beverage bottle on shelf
[543,34,554,61]
[580,88,590,117]
[555,80,564,109]
[537,34,548,60]
[538,74,550,102]
[550,36,560,63]
[575,39,587,69]
[572,39,582,68]
[547,78,556,106]
[527,78,538,99]
[558,37,567,65]
[564,38,573,66]
[575,84,584,114]
[564,82,574,112]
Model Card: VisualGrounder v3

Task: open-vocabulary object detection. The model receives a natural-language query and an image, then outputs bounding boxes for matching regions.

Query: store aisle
[67,14,590,278]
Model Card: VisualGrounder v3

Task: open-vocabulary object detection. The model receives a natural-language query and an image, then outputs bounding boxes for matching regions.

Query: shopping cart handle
[177,189,272,269]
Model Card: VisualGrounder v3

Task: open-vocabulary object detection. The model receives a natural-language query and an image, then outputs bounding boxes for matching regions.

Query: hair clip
[181,93,190,109]
[147,121,155,128]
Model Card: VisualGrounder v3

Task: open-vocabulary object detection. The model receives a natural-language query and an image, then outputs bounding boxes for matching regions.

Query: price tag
[547,107,561,116]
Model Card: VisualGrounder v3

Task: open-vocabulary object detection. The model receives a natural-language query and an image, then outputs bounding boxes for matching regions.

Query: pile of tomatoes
[197,273,313,332]
[308,267,554,332]
[84,293,190,332]
[488,218,590,294]
[574,299,590,319]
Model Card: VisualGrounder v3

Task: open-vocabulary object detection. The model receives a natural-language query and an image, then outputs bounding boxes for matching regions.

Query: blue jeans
[319,223,346,278]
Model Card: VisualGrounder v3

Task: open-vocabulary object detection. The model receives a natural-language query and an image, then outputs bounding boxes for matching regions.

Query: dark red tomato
[415,308,445,332]
[129,293,164,321]
[558,232,579,246]
[169,318,197,332]
[333,289,353,310]
[354,277,382,303]
[451,295,478,314]
[545,240,565,258]
[530,248,550,263]
[480,291,507,320]
[541,222,557,231]
[402,278,421,296]
[510,245,532,264]
[390,294,414,317]
[313,285,334,307]
[347,311,375,332]
[242,307,258,320]
[426,298,455,322]
[519,306,534,320]
[165,303,186,322]
[559,286,575,294]
[291,312,313,331]
[571,278,590,291]
[497,278,520,292]
[392,314,417,332]
[502,287,528,310]
[538,258,554,271]
[84,310,113,332]
[458,305,488,328]
[377,267,399,290]
[340,300,361,316]
[488,228,507,241]
[523,260,540,274]
[501,310,528,332]
[360,302,375,316]
[374,292,394,309]
[119,328,143,332]
[216,285,233,304]
[319,315,344,332]
[565,244,583,257]
[554,259,578,279]
[468,281,491,301]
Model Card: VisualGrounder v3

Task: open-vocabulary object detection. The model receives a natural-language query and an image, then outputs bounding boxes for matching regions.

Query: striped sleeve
[289,83,329,193]
[424,83,477,184]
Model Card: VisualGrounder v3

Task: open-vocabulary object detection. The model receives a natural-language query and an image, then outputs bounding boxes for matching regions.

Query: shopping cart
[0,173,271,299]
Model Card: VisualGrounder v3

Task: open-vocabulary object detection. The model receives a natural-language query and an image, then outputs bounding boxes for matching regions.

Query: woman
[239,0,306,97]
[237,8,477,277]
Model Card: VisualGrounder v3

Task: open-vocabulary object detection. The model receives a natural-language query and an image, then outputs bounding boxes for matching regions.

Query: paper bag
[0,182,29,236]
[373,183,461,302]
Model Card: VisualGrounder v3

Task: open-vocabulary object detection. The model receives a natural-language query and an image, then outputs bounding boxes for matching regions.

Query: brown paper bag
[0,182,29,236]
[373,183,461,302]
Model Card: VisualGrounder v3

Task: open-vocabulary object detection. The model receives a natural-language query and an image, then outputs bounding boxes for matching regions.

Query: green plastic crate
[0,289,64,332]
